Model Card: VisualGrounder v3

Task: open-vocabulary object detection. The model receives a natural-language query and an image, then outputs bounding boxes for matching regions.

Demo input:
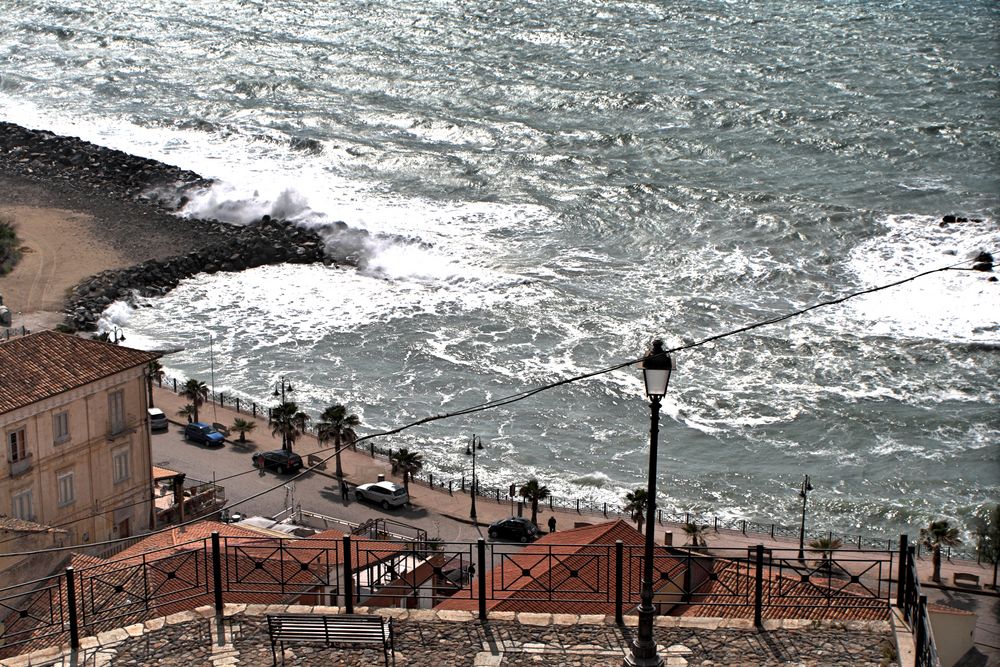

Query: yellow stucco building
[0,331,160,557]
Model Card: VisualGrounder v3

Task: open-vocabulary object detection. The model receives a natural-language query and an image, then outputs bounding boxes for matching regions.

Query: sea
[1,0,998,549]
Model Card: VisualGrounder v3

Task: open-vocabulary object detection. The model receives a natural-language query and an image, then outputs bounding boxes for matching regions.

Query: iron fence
[158,373,970,559]
[898,537,941,667]
[1,532,913,658]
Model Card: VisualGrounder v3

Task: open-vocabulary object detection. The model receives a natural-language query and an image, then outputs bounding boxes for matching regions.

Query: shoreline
[0,122,333,331]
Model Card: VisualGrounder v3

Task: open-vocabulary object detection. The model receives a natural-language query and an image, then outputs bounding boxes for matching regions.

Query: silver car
[354,481,408,509]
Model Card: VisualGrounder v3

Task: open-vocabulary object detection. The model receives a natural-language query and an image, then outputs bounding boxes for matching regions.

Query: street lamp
[797,474,813,562]
[272,377,294,450]
[627,339,674,667]
[111,327,125,344]
[465,434,483,521]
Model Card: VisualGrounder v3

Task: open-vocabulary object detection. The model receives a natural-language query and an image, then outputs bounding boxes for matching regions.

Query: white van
[147,408,168,432]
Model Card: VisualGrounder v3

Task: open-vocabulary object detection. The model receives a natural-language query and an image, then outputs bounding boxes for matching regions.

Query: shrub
[0,216,23,275]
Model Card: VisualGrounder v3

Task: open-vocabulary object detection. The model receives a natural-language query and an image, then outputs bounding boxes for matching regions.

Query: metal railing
[897,536,941,667]
[157,373,969,559]
[0,532,901,657]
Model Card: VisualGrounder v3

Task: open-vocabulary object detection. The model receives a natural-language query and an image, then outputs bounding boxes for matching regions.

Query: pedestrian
[340,478,350,501]
[548,516,557,533]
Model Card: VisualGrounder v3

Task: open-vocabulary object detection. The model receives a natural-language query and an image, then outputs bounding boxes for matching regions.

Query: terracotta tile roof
[676,559,890,622]
[0,515,58,533]
[0,331,160,414]
[437,520,685,615]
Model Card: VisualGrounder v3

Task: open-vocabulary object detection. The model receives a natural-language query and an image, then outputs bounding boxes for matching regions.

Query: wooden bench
[266,613,394,666]
[953,572,980,588]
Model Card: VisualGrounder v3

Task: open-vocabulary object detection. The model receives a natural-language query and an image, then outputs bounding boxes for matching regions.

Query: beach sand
[0,205,128,331]
[0,173,213,332]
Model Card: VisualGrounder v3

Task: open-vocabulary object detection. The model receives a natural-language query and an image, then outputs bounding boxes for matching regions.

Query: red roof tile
[0,331,160,414]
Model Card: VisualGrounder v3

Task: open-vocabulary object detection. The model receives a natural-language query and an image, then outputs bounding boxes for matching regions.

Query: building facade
[0,331,160,551]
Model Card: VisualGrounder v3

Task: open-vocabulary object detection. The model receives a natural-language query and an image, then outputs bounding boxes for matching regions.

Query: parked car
[354,481,409,509]
[488,517,539,543]
[147,407,168,432]
[183,422,225,446]
[252,449,303,474]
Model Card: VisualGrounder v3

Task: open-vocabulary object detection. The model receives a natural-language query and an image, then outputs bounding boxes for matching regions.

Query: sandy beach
[0,170,222,332]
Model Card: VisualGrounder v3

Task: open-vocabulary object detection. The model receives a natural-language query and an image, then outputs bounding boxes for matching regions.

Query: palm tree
[177,404,195,423]
[623,489,649,533]
[315,404,360,479]
[920,519,962,583]
[519,479,550,526]
[808,536,844,571]
[390,448,424,497]
[269,401,310,452]
[180,379,209,424]
[230,418,257,443]
[682,522,710,548]
[146,360,165,408]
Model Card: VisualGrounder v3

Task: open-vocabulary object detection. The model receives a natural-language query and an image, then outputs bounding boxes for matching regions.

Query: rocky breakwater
[65,216,332,330]
[0,120,210,205]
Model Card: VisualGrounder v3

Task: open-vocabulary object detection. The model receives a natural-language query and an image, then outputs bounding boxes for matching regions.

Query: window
[53,411,70,444]
[109,390,125,434]
[57,471,75,506]
[11,488,33,521]
[7,428,26,462]
[112,447,131,483]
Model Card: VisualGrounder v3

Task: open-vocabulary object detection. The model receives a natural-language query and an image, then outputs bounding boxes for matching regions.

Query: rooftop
[0,330,159,413]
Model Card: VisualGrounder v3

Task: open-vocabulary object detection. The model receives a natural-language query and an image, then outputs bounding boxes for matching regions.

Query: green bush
[0,216,23,276]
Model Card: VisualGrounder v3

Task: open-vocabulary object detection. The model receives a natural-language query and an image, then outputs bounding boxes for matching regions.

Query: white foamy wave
[836,214,999,343]
[570,472,614,488]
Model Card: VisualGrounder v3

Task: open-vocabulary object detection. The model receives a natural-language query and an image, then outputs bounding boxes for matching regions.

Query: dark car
[488,517,539,543]
[183,422,225,446]
[252,449,303,474]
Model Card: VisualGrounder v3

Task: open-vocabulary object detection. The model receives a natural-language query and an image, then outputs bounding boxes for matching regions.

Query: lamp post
[627,339,674,667]
[797,474,813,562]
[465,434,483,521]
[111,327,125,344]
[272,377,294,450]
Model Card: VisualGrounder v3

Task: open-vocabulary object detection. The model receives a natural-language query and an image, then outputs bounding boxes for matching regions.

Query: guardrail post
[754,545,764,629]
[370,442,375,458]
[603,502,607,518]
[576,499,580,514]
[770,524,775,539]
[65,567,80,650]
[915,594,928,662]
[477,539,487,621]
[235,397,240,413]
[343,536,354,613]
[896,534,908,608]
[252,401,257,417]
[173,378,177,392]
[614,541,624,624]
[448,481,453,496]
[742,520,747,535]
[714,516,718,531]
[685,512,689,524]
[212,532,223,613]
[858,534,862,549]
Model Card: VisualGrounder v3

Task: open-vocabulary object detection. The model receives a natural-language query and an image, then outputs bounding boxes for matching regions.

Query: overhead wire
[5,254,993,557]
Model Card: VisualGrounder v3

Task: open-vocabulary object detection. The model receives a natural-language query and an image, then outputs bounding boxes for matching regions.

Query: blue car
[183,422,226,446]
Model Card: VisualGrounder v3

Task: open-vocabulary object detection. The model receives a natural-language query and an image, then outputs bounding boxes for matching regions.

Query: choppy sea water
[1,0,998,546]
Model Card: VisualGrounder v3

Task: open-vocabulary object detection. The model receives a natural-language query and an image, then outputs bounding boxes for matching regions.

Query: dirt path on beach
[0,204,128,331]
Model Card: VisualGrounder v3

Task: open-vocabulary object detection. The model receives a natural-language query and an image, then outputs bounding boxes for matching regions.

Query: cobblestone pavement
[2,605,896,667]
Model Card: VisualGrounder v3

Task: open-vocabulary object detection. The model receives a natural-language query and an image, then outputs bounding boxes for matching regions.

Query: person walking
[548,516,557,533]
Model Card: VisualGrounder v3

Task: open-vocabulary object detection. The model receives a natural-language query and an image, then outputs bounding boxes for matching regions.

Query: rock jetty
[0,121,360,330]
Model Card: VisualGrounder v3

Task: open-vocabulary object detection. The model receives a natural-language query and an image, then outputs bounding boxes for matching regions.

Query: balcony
[8,453,32,478]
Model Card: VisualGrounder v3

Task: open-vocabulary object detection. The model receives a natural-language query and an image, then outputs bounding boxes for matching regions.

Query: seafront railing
[157,374,973,560]
[0,533,905,657]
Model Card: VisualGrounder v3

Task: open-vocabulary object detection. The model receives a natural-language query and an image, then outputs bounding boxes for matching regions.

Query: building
[0,331,160,568]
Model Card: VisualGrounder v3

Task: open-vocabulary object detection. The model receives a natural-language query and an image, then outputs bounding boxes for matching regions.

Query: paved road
[151,424,488,543]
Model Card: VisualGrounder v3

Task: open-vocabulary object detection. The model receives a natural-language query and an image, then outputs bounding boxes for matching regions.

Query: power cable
[5,254,993,557]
